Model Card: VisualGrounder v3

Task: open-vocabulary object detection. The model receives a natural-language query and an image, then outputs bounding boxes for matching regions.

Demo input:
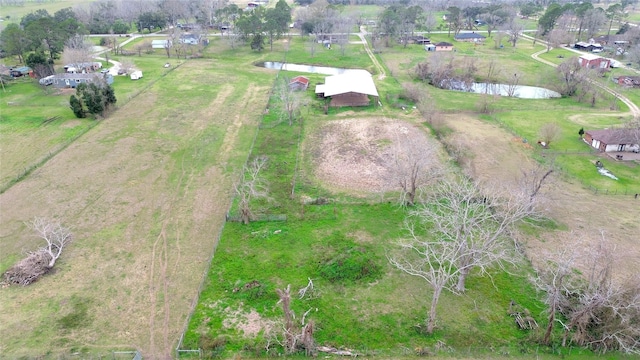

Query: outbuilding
[130,70,143,80]
[434,42,453,51]
[315,71,379,107]
[289,76,309,91]
[152,40,171,49]
[578,54,610,70]
[9,66,33,77]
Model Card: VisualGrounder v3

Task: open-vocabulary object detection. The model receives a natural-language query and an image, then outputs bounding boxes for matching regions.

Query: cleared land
[0,58,273,357]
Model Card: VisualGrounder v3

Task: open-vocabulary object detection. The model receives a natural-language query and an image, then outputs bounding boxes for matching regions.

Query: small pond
[257,61,370,76]
[448,81,561,99]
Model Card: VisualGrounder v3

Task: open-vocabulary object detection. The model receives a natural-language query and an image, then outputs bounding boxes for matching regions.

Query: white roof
[580,53,606,61]
[315,72,379,97]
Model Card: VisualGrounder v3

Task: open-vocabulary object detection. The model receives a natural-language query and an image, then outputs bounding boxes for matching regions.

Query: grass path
[358,26,386,80]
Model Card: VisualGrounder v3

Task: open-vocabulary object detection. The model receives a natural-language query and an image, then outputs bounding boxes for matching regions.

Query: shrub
[317,247,382,283]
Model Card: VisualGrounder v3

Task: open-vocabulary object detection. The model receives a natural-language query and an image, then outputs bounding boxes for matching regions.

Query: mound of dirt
[308,118,435,194]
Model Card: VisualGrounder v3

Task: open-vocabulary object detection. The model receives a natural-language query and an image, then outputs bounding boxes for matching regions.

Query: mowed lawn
[0,56,274,358]
[0,82,96,192]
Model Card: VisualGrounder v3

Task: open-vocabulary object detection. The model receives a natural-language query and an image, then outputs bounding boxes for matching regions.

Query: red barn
[578,54,610,70]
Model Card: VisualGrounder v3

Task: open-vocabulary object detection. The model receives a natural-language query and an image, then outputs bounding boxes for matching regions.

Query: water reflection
[451,82,561,99]
[257,62,370,76]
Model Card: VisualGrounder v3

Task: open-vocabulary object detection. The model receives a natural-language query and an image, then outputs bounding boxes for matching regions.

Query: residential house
[584,129,640,153]
[615,75,640,87]
[51,73,114,89]
[64,62,102,73]
[454,32,486,42]
[315,71,379,107]
[574,41,603,52]
[578,54,610,70]
[594,35,630,47]
[152,40,171,49]
[180,33,202,45]
[434,42,453,51]
[289,76,309,91]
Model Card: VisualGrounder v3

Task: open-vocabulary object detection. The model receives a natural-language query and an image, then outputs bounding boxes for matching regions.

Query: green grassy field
[0,40,274,358]
[0,0,95,30]
[181,35,638,358]
[1,4,639,358]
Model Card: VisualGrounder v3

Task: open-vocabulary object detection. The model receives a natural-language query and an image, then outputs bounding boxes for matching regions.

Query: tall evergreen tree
[69,95,86,118]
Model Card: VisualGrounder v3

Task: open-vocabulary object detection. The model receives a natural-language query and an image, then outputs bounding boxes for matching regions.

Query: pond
[447,81,561,99]
[257,62,370,76]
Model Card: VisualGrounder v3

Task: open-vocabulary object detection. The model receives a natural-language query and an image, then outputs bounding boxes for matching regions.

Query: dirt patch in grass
[223,307,274,338]
[308,117,434,194]
[444,114,640,279]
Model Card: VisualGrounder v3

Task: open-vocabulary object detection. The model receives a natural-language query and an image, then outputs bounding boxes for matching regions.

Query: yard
[1,10,639,359]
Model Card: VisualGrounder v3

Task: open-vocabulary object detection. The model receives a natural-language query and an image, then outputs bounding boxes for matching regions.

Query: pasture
[0,44,274,357]
[0,12,639,360]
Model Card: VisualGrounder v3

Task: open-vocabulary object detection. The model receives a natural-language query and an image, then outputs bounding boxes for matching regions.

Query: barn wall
[330,92,370,107]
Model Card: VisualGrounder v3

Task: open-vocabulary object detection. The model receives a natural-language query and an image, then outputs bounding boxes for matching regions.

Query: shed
[130,70,143,80]
[616,75,640,87]
[315,71,379,107]
[289,76,309,91]
[434,42,453,51]
[584,129,640,152]
[454,32,486,42]
[152,40,171,49]
[578,54,610,70]
[10,66,33,77]
[51,73,114,89]
[424,44,436,52]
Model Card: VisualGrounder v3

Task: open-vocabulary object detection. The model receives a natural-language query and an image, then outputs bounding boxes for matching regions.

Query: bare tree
[389,223,465,334]
[119,59,135,75]
[276,77,309,126]
[505,72,520,97]
[538,122,562,148]
[555,58,587,97]
[236,156,269,224]
[388,127,440,207]
[504,19,524,47]
[2,217,72,286]
[546,29,571,52]
[407,177,535,293]
[61,35,93,72]
[492,31,507,49]
[334,15,353,56]
[275,284,316,355]
[531,235,582,345]
[518,163,554,206]
[422,12,438,34]
[307,36,317,57]
[535,233,640,354]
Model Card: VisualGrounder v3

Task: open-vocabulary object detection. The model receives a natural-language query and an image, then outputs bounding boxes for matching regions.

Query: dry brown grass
[306,117,436,195]
[0,61,271,358]
[443,114,640,279]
